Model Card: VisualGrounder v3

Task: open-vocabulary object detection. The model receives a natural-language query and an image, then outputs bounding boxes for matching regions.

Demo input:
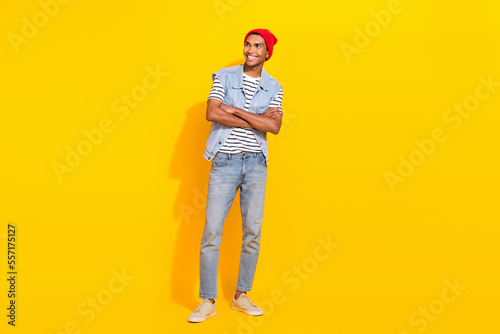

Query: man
[188,29,283,323]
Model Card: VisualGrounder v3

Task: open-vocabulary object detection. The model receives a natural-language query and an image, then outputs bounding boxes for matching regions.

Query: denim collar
[232,64,269,91]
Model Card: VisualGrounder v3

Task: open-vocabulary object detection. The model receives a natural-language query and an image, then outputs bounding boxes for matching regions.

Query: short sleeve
[268,88,283,111]
[207,74,225,102]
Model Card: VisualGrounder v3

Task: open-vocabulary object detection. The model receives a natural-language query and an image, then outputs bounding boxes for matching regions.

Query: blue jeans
[199,151,268,299]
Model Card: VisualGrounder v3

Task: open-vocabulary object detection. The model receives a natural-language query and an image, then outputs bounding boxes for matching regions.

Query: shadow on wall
[169,60,248,311]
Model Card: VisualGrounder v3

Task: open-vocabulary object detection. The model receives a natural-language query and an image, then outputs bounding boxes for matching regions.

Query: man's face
[243,34,268,67]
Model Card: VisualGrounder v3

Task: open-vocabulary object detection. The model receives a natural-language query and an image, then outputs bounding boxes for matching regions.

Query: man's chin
[245,60,263,67]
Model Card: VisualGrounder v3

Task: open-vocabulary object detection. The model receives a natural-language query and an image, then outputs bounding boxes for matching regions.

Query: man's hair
[246,32,268,50]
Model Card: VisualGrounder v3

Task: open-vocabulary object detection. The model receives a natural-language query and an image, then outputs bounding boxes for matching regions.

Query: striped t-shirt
[208,73,283,153]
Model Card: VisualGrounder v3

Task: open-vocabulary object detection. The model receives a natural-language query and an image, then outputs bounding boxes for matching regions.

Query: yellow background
[1,0,499,333]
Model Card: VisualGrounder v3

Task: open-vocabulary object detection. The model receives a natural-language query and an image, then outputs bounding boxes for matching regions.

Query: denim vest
[203,64,282,165]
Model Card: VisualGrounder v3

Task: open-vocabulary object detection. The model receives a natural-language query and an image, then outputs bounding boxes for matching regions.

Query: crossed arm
[206,98,282,135]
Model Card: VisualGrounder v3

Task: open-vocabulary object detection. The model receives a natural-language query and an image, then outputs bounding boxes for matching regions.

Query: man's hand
[262,107,282,119]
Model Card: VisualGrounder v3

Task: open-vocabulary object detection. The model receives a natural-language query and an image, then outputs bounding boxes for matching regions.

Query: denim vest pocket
[248,106,268,115]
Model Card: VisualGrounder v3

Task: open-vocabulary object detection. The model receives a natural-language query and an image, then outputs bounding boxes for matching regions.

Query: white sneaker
[188,299,217,323]
[232,293,263,316]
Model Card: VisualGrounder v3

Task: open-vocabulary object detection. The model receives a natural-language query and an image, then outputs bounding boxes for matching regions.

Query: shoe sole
[188,310,217,323]
[232,304,263,316]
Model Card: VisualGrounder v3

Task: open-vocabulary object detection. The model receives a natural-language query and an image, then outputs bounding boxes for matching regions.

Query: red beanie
[244,29,278,61]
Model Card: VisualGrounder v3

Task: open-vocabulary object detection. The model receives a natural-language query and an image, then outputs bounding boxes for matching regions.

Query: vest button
[218,141,221,144]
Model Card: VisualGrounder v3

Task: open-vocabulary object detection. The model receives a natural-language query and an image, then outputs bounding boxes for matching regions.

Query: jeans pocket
[257,153,267,166]
[212,153,229,166]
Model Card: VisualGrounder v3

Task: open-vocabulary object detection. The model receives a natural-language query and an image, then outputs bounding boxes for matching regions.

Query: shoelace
[239,295,257,309]
[194,300,212,314]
